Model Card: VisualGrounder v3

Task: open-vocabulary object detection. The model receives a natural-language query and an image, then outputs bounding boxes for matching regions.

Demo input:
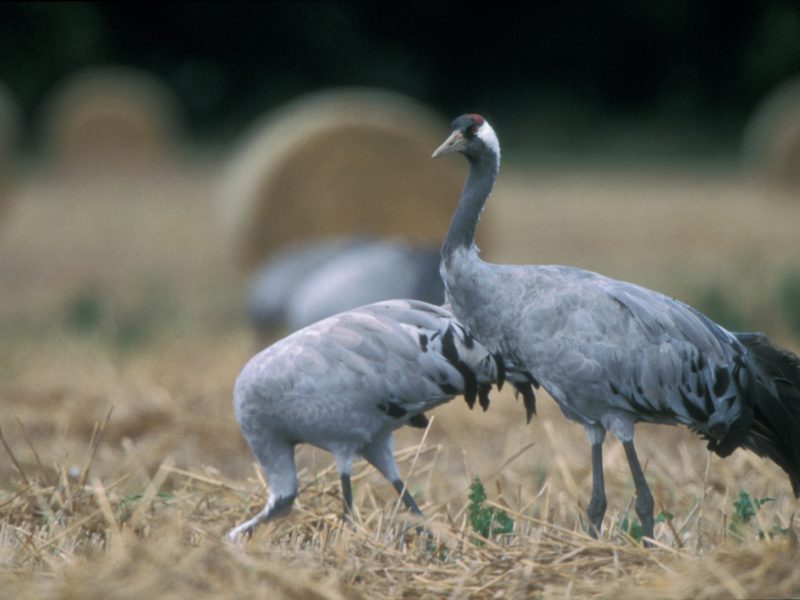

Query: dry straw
[3,391,800,599]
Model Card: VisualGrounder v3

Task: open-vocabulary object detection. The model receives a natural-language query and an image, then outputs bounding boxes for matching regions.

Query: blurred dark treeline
[1,1,799,153]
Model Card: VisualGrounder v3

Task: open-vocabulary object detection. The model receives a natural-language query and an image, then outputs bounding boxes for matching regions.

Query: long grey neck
[441,152,499,262]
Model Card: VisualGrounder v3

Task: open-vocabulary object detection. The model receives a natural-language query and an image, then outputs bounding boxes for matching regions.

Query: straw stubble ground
[1,162,799,598]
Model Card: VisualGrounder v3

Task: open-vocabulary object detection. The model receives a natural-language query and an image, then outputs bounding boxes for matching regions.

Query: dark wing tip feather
[408,413,430,429]
[462,380,477,409]
[512,382,536,424]
[478,383,491,412]
[378,401,407,419]
[451,361,479,410]
[493,353,506,389]
[735,332,800,497]
[439,323,481,409]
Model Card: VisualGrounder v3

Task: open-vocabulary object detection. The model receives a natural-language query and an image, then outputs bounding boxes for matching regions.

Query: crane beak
[432,131,466,158]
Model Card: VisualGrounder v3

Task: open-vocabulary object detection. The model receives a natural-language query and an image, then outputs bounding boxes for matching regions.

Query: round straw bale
[742,77,800,191]
[41,67,183,173]
[218,88,485,268]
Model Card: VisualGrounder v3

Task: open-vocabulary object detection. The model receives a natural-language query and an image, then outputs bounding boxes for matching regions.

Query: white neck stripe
[477,121,501,160]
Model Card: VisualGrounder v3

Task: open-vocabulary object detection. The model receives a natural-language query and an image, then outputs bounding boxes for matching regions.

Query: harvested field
[1,158,800,598]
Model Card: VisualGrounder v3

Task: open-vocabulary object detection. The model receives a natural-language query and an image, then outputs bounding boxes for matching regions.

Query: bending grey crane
[227,298,535,540]
[433,113,800,545]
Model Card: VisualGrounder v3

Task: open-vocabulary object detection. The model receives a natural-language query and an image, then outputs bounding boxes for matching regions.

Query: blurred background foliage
[1,1,799,158]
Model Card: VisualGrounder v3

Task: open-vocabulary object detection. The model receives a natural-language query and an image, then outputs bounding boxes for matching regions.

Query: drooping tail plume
[736,332,800,497]
[506,364,539,424]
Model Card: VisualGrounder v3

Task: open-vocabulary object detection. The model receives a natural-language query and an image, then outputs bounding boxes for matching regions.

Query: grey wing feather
[518,272,752,433]
[236,299,520,444]
[355,300,506,413]
[600,281,749,420]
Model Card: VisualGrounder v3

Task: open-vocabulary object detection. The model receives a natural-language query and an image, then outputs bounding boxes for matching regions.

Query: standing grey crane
[432,113,800,544]
[227,298,535,540]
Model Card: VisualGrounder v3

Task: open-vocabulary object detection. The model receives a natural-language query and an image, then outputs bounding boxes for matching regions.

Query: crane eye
[468,125,478,136]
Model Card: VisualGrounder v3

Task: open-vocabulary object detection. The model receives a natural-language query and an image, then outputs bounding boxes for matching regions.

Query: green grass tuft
[468,478,514,543]
[729,490,778,542]
[619,510,672,542]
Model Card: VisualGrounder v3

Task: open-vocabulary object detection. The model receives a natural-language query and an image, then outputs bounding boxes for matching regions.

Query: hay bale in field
[742,76,800,191]
[218,88,483,268]
[41,67,183,172]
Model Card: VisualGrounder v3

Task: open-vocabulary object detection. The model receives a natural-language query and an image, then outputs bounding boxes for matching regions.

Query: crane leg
[587,441,607,538]
[392,478,423,515]
[363,436,427,535]
[391,478,428,537]
[363,435,425,516]
[340,473,354,515]
[226,492,296,541]
[332,453,357,522]
[622,439,654,547]
[227,440,297,540]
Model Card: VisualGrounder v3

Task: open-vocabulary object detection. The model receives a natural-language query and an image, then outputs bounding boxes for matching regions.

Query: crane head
[432,113,499,160]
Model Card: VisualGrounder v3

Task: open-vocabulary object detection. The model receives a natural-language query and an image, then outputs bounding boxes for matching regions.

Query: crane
[286,240,444,330]
[432,113,800,545]
[245,237,364,334]
[246,237,444,334]
[227,298,535,540]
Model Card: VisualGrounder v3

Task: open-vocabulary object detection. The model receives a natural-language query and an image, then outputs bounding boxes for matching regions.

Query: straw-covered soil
[1,160,799,598]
